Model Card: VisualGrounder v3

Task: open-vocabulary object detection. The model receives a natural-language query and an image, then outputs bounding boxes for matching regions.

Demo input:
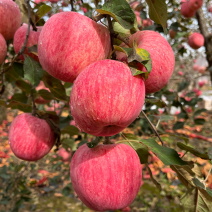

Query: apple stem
[31,88,37,116]
[87,137,102,148]
[141,110,164,146]
[106,15,117,60]
[70,0,75,11]
[103,136,112,144]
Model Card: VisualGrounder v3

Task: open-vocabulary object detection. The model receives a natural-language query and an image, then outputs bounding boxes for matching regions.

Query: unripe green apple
[70,59,145,136]
[0,0,22,40]
[38,11,111,82]
[70,143,142,211]
[9,113,55,161]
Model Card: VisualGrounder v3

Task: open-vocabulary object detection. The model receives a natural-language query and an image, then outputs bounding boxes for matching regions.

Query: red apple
[0,0,22,40]
[208,5,212,13]
[178,71,184,76]
[134,11,142,27]
[142,18,153,27]
[188,0,203,11]
[13,24,42,61]
[198,81,206,87]
[38,11,111,83]
[188,32,204,49]
[180,0,203,18]
[169,29,177,39]
[8,113,55,161]
[70,143,142,211]
[57,147,72,162]
[35,0,59,3]
[129,30,175,94]
[0,33,7,64]
[130,1,143,11]
[180,0,196,18]
[70,59,145,136]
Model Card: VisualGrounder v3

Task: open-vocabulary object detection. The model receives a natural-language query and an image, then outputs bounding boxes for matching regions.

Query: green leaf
[43,72,67,101]
[145,98,167,108]
[8,100,32,112]
[38,89,54,101]
[96,0,136,30]
[10,93,28,104]
[5,63,24,82]
[140,138,187,165]
[24,56,44,86]
[114,45,132,56]
[159,115,175,121]
[173,121,184,130]
[61,125,79,136]
[122,140,149,164]
[177,142,209,160]
[114,45,152,75]
[194,118,205,125]
[207,147,212,160]
[181,188,212,212]
[193,109,207,117]
[178,81,190,92]
[146,0,167,32]
[128,47,152,73]
[36,4,52,21]
[177,112,189,119]
[192,178,206,190]
[0,100,7,107]
[61,138,77,150]
[112,21,131,38]
[15,80,32,94]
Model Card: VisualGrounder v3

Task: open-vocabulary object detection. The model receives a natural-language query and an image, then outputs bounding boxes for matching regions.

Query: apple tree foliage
[0,0,212,211]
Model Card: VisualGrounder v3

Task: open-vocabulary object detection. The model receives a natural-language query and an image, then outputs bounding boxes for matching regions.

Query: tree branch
[196,9,212,83]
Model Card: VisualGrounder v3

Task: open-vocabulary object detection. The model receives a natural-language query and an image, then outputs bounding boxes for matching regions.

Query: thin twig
[141,110,164,145]
[204,165,212,183]
[70,0,75,11]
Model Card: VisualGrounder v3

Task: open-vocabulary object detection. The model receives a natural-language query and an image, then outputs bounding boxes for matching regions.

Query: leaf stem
[141,110,164,145]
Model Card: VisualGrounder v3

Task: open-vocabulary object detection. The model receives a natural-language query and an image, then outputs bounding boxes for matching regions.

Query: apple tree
[0,0,212,211]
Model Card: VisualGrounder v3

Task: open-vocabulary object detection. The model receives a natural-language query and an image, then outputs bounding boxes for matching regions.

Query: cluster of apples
[181,0,203,18]
[4,1,176,210]
[130,1,153,29]
[0,0,21,63]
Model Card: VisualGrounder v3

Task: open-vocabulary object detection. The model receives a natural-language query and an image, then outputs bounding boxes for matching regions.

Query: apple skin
[8,113,55,161]
[180,0,203,18]
[13,24,42,61]
[70,143,142,211]
[0,0,22,40]
[35,0,59,3]
[70,59,145,136]
[0,33,7,64]
[187,0,203,11]
[129,30,175,94]
[38,11,111,83]
[188,32,204,49]
[142,19,153,27]
[57,147,72,162]
[169,29,177,39]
